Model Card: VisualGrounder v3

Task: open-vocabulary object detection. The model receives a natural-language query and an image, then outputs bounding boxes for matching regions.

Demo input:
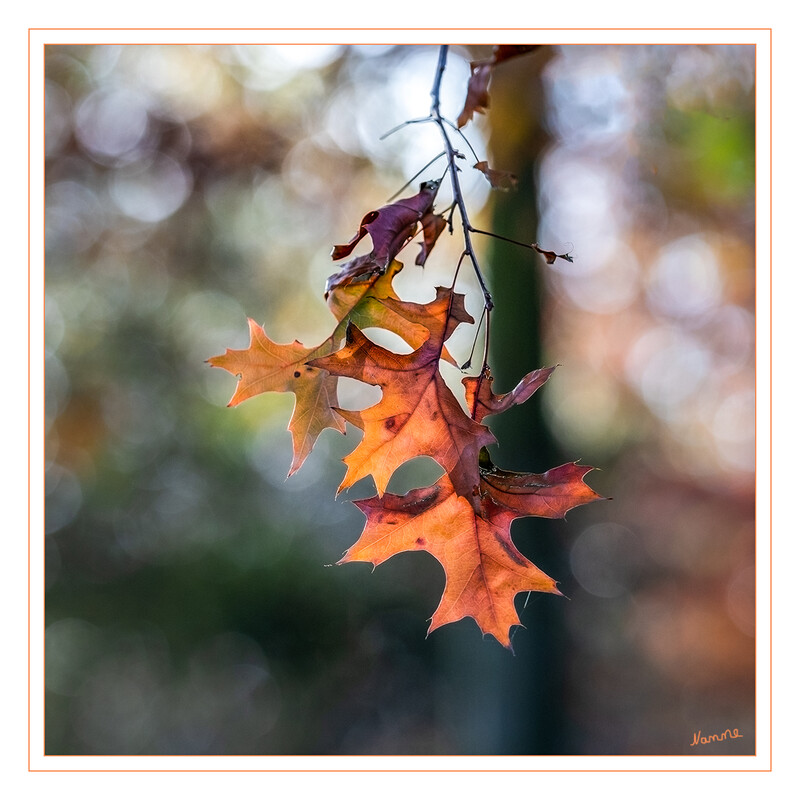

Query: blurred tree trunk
[483,47,571,754]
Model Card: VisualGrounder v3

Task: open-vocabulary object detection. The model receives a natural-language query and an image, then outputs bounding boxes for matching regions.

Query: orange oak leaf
[330,180,441,267]
[309,287,495,500]
[207,320,345,476]
[343,456,601,648]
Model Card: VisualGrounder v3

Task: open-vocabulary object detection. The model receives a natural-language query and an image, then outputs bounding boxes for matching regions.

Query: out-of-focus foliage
[45,43,755,755]
[487,43,755,753]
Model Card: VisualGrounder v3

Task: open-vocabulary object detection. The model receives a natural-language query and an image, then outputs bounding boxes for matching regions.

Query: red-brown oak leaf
[343,456,600,648]
[477,449,604,522]
[330,180,441,267]
[310,287,495,501]
[207,320,345,476]
[463,366,557,423]
[464,368,604,515]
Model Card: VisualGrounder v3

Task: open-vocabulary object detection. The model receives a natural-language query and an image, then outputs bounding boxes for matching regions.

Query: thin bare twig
[379,116,430,140]
[471,227,575,263]
[430,45,494,314]
[444,118,481,163]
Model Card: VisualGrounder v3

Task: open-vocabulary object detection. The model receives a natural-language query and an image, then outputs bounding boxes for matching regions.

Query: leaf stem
[471,226,575,263]
[386,151,448,203]
[470,226,533,249]
[482,308,491,375]
[460,304,486,372]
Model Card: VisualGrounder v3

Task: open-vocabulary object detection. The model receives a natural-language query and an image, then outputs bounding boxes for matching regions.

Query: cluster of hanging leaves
[209,46,602,648]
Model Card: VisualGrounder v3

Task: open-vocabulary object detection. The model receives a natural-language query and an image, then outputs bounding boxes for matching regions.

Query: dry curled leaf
[457,45,541,129]
[463,366,557,423]
[533,242,574,264]
[457,63,492,128]
[474,160,519,191]
[330,180,441,267]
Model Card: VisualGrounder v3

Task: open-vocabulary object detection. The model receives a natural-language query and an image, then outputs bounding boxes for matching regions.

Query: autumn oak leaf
[207,320,345,475]
[463,366,556,423]
[330,181,441,268]
[309,287,495,501]
[326,258,458,368]
[325,259,420,336]
[343,458,601,649]
[341,451,602,648]
[478,449,604,521]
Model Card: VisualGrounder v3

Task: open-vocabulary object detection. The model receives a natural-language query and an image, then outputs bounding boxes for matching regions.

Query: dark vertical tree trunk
[483,48,571,754]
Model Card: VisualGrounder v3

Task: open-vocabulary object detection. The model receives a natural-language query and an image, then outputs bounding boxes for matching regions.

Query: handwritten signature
[690,728,744,747]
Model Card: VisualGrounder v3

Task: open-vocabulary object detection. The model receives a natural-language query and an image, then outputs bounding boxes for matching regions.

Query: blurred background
[44,43,755,755]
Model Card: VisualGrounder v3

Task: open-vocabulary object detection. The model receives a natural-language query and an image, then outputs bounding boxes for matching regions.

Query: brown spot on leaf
[493,532,527,566]
[294,371,301,378]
